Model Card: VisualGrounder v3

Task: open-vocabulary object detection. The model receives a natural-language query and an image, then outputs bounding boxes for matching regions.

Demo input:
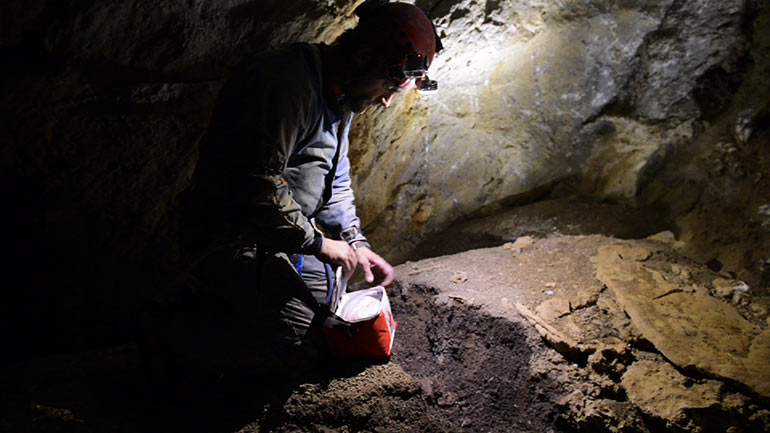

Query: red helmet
[355,1,441,91]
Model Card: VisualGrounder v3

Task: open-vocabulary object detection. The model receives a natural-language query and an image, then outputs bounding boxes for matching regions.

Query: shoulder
[237,44,323,107]
[213,44,325,136]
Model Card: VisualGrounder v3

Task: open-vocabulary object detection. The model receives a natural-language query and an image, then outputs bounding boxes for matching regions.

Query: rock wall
[2,0,769,351]
[2,0,360,271]
[350,0,770,286]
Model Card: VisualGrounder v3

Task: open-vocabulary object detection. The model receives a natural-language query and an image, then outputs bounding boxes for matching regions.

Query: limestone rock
[595,292,642,343]
[535,297,571,322]
[515,302,589,355]
[621,360,727,431]
[615,245,652,262]
[512,235,535,251]
[503,236,536,254]
[582,117,694,201]
[555,390,648,433]
[587,340,631,380]
[570,285,603,310]
[646,231,676,245]
[712,278,750,299]
[712,278,737,298]
[594,243,770,398]
[750,302,769,319]
[732,290,751,307]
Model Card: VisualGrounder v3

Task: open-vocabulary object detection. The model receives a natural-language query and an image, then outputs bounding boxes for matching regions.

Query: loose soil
[3,198,768,432]
[389,282,567,433]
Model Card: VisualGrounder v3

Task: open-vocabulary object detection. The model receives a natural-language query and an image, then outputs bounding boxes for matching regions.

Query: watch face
[341,227,359,243]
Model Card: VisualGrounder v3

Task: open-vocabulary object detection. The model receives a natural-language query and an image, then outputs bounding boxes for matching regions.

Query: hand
[316,238,358,278]
[355,246,395,287]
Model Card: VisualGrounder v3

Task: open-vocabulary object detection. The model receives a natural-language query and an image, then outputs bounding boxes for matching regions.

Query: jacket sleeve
[243,173,324,254]
[216,52,324,255]
[314,114,369,246]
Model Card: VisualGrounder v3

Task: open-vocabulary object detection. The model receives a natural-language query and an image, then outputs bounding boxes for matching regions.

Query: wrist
[340,226,369,248]
[306,233,325,255]
[351,240,371,251]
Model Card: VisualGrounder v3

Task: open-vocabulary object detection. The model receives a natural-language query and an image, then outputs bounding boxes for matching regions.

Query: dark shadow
[388,281,569,433]
[0,254,390,433]
[135,272,386,433]
[409,196,673,262]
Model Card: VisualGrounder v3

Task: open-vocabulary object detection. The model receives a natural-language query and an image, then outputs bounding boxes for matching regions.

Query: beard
[345,96,376,114]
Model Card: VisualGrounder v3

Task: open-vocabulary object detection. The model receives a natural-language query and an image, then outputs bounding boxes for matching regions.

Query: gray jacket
[186,43,367,256]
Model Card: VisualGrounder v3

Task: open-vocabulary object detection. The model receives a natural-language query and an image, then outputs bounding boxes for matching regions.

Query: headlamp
[389,52,438,93]
[403,53,429,78]
[415,76,438,94]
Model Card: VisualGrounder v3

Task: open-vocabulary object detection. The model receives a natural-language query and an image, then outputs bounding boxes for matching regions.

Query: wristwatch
[340,226,371,250]
[340,226,361,243]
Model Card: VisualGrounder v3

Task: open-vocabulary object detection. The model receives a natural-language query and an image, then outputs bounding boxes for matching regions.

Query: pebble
[681,269,692,280]
[734,282,750,293]
[648,230,675,244]
[732,291,750,306]
[512,235,535,250]
[545,290,555,296]
[712,278,736,298]
[450,271,468,284]
[437,392,458,407]
[749,303,768,318]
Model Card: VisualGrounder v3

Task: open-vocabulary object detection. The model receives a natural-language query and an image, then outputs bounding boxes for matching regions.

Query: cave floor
[3,199,770,433]
[390,233,770,432]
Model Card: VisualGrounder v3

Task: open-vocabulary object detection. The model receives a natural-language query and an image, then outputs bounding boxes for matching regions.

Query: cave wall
[350,0,770,286]
[636,5,770,286]
[2,0,769,353]
[2,0,360,270]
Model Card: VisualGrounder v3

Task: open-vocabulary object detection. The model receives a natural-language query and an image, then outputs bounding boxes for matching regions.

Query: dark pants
[258,251,332,366]
[144,245,332,386]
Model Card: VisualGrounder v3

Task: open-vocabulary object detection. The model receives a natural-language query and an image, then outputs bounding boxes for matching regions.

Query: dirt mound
[237,363,448,433]
[390,233,770,432]
[389,282,564,432]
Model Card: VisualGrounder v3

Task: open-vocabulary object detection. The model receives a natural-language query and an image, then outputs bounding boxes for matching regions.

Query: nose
[380,92,396,108]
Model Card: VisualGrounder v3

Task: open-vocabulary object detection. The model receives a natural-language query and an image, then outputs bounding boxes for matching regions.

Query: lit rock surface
[593,241,770,398]
[393,229,770,431]
[621,360,731,432]
[351,0,770,282]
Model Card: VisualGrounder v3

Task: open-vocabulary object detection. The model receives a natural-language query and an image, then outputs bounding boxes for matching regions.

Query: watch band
[350,240,371,251]
[340,226,370,250]
[340,226,362,243]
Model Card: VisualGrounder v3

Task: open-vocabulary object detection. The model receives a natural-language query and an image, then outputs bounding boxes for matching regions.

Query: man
[181,1,441,364]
